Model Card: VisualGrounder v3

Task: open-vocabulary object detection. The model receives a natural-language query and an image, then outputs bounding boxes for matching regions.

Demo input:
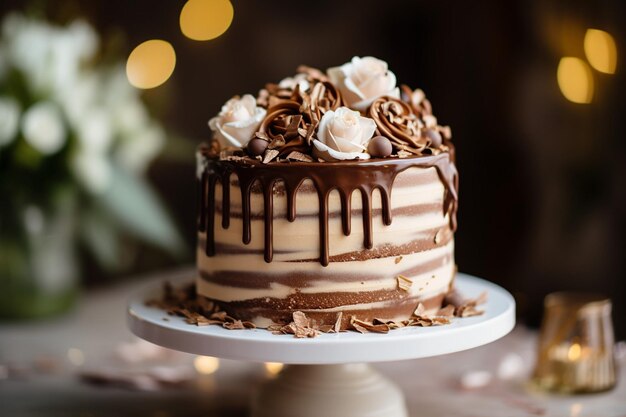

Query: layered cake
[197,56,458,330]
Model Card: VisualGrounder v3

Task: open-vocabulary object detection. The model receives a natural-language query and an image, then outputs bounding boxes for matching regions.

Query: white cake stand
[127,273,515,417]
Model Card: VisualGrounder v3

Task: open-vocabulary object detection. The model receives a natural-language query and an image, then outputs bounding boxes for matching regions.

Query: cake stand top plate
[127,273,515,364]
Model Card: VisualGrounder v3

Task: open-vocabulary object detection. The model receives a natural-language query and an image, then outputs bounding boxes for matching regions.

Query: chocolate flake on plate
[350,316,390,334]
[445,289,487,317]
[147,281,486,335]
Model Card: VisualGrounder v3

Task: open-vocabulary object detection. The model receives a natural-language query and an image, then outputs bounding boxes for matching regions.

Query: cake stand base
[252,363,406,417]
[128,273,515,416]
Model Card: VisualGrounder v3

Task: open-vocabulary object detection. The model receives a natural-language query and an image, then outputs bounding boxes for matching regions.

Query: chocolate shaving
[395,256,403,264]
[350,316,390,334]
[286,151,314,162]
[262,149,279,164]
[333,312,343,333]
[445,290,487,317]
[397,275,413,292]
[437,304,456,318]
[270,311,319,338]
[223,320,246,330]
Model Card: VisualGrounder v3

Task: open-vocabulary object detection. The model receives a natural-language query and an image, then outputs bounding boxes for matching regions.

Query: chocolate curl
[368,96,427,155]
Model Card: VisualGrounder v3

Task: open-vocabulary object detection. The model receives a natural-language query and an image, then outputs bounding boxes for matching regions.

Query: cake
[196,56,458,330]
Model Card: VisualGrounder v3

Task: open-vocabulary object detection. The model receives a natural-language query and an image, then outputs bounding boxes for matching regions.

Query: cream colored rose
[208,94,266,148]
[327,56,400,111]
[312,107,376,161]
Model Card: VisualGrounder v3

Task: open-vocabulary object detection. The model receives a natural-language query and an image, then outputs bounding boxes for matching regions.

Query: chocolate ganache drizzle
[198,151,458,267]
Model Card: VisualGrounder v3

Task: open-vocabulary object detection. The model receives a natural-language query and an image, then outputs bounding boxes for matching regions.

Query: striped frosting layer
[196,165,455,328]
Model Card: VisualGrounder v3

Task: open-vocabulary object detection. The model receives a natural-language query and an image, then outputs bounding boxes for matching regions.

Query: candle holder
[532,292,617,394]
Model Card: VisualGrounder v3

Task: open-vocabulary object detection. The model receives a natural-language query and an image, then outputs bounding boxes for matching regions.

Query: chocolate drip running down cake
[197,56,458,330]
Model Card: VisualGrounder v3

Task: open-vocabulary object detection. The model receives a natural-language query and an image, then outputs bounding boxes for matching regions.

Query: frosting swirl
[256,101,317,159]
[368,96,426,154]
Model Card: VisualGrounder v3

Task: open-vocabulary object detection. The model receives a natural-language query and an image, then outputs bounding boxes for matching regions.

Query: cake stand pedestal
[128,274,515,417]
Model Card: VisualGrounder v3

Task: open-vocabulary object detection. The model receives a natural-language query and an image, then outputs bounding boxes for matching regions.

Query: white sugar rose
[208,94,266,148]
[327,56,400,111]
[312,107,376,161]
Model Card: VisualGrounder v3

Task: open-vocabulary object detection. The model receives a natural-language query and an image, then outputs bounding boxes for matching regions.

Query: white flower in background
[58,72,100,128]
[115,123,166,173]
[48,20,97,96]
[3,14,56,94]
[2,14,97,96]
[278,73,310,92]
[75,108,113,153]
[71,150,112,194]
[0,97,20,146]
[208,94,266,148]
[312,106,376,161]
[327,56,400,111]
[113,99,150,136]
[21,101,66,154]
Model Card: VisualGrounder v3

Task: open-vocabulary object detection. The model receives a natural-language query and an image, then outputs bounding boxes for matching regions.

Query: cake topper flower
[312,107,376,161]
[327,56,400,111]
[209,94,266,148]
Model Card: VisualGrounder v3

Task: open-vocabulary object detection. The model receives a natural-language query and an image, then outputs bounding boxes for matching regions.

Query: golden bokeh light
[557,57,594,104]
[584,29,617,74]
[126,40,176,89]
[264,362,284,376]
[194,356,220,375]
[180,0,234,41]
[567,343,582,361]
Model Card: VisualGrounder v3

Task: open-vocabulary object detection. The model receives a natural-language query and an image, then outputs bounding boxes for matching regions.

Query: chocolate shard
[262,149,280,164]
[333,312,343,333]
[397,275,413,292]
[350,316,390,334]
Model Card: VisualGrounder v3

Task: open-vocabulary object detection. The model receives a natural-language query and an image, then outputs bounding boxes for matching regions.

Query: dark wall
[2,0,625,336]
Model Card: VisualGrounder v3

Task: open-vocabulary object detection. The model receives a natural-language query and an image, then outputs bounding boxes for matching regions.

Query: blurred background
[0,0,624,337]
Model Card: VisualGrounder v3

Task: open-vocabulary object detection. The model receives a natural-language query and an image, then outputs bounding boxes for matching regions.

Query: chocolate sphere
[247,138,268,156]
[425,129,442,148]
[368,135,393,158]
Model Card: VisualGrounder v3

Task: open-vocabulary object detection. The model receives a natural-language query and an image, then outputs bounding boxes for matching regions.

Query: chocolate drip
[221,171,231,229]
[198,151,458,266]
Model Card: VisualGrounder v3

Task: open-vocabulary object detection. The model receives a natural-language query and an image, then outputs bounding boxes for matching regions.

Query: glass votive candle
[532,292,617,394]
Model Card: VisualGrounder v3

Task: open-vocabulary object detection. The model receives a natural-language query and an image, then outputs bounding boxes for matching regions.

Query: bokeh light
[557,57,594,104]
[264,362,284,376]
[126,40,176,89]
[584,29,617,74]
[194,356,220,374]
[67,348,85,366]
[180,0,234,41]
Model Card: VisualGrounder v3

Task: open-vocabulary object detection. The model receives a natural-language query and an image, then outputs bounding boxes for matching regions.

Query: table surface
[1,267,625,417]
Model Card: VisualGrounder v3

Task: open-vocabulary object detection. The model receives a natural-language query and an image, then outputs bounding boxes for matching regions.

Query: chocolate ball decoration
[424,129,442,148]
[368,135,393,158]
[247,138,269,156]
